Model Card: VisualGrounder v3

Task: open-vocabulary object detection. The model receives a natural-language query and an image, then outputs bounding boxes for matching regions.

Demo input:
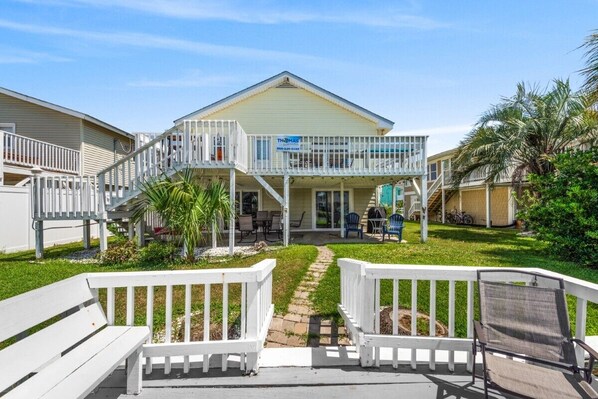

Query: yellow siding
[201,86,378,136]
[0,93,81,150]
[491,187,511,226]
[82,121,133,175]
[354,188,376,225]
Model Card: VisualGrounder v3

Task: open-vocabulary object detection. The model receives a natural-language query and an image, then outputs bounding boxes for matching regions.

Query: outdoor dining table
[253,217,271,241]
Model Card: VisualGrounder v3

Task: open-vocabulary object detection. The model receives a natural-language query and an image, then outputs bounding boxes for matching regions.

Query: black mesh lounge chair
[345,212,363,239]
[382,213,404,242]
[237,215,257,243]
[473,270,598,399]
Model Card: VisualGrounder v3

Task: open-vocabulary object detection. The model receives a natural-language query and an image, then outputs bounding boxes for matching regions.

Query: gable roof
[0,86,133,139]
[174,71,394,131]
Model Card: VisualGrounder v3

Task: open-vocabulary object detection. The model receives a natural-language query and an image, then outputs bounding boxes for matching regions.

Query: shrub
[98,240,138,265]
[139,241,179,265]
[520,149,598,267]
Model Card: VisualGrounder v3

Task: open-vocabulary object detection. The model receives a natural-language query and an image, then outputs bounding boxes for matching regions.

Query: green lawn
[311,221,598,336]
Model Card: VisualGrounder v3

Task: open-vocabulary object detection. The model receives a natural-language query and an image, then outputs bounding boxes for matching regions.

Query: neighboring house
[0,86,135,252]
[29,71,430,257]
[403,148,518,227]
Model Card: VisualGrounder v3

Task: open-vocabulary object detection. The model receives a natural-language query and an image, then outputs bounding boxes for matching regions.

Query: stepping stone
[283,313,302,322]
[282,320,295,332]
[267,331,288,344]
[294,323,308,335]
[269,317,284,332]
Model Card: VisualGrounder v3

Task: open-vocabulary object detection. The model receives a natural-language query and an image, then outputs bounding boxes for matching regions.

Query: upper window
[256,138,271,161]
[0,123,15,134]
[428,163,438,180]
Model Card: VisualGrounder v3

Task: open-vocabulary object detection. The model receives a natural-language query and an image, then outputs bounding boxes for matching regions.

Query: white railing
[406,178,440,219]
[247,135,426,176]
[86,259,275,374]
[98,120,248,210]
[1,130,80,174]
[339,259,597,370]
[31,175,100,220]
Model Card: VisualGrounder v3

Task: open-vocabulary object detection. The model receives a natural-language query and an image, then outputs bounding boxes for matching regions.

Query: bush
[139,241,179,265]
[98,240,138,265]
[520,149,598,267]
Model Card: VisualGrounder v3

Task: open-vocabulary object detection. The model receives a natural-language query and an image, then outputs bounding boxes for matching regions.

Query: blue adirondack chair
[383,214,405,242]
[345,212,364,239]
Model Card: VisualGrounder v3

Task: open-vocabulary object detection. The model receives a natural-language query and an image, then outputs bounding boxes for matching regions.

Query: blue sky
[0,0,596,155]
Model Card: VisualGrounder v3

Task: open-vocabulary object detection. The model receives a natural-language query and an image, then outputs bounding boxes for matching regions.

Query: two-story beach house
[0,87,135,252]
[27,71,430,257]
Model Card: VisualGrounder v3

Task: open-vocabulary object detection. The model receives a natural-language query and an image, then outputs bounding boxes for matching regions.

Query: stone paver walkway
[265,246,350,348]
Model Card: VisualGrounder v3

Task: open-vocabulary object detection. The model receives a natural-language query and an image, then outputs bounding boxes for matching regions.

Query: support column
[420,174,428,243]
[83,219,91,249]
[128,220,135,241]
[485,183,491,228]
[441,189,446,224]
[136,219,145,247]
[35,220,44,259]
[283,174,290,246]
[392,182,397,215]
[229,168,236,256]
[340,180,345,238]
[212,220,217,249]
[458,190,463,211]
[0,130,4,186]
[98,175,108,252]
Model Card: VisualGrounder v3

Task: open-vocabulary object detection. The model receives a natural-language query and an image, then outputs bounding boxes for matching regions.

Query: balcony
[247,134,427,177]
[1,130,80,175]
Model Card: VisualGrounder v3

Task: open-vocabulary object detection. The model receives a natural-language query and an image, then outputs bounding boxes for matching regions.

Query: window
[256,139,270,161]
[235,191,259,217]
[314,190,350,229]
[0,123,15,151]
[428,163,438,180]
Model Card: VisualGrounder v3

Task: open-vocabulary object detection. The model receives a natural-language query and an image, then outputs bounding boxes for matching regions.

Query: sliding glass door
[315,190,350,229]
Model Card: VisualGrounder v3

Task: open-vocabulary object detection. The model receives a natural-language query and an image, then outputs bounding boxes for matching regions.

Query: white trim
[0,87,133,140]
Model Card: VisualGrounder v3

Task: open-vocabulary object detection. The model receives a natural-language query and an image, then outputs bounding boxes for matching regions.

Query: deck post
[229,168,235,256]
[83,219,91,249]
[340,180,345,238]
[283,174,290,246]
[136,219,145,247]
[212,221,217,249]
[392,182,397,215]
[485,183,491,228]
[441,164,446,224]
[128,220,135,241]
[420,174,428,243]
[98,174,108,252]
[35,220,44,259]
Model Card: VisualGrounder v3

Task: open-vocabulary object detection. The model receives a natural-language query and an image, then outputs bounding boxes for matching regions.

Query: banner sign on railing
[276,136,301,152]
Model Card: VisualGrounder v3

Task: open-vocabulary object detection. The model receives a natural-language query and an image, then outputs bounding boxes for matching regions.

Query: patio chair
[238,215,257,243]
[290,211,305,228]
[473,269,598,399]
[382,214,404,242]
[345,212,363,239]
[267,215,283,241]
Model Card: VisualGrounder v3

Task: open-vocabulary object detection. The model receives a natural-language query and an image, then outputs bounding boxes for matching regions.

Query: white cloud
[0,46,71,64]
[13,0,448,29]
[0,19,335,65]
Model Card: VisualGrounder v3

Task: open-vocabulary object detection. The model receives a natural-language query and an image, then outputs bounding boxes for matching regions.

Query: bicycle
[445,208,474,225]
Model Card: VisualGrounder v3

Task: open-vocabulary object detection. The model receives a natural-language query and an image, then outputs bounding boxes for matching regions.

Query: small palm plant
[451,79,598,194]
[132,168,231,262]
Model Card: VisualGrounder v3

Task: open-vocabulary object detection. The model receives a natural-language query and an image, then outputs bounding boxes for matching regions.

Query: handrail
[338,259,597,370]
[2,130,80,174]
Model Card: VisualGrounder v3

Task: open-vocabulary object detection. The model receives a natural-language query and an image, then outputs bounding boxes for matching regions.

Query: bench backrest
[0,274,107,392]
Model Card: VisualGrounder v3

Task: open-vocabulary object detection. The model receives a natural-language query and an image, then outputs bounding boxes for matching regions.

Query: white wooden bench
[0,274,150,398]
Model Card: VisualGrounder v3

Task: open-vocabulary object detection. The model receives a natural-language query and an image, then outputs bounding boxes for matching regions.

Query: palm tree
[580,30,598,99]
[451,79,598,193]
[132,168,232,261]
